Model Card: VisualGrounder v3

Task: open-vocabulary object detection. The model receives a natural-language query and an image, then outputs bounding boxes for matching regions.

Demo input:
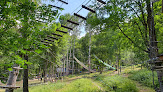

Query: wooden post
[2,66,22,92]
[162,0,163,13]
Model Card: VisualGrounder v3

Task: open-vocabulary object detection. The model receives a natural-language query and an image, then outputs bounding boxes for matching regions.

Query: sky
[42,0,95,37]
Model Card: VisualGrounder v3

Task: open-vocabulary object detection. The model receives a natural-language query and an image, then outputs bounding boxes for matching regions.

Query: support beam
[74,13,86,20]
[44,38,54,42]
[162,0,163,13]
[52,33,63,37]
[61,25,73,30]
[67,20,79,25]
[58,0,68,4]
[56,29,68,34]
[41,40,50,44]
[49,4,62,9]
[82,5,95,13]
[97,0,106,4]
[47,35,58,40]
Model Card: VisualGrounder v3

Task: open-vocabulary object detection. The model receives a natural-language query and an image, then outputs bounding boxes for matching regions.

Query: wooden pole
[162,0,163,13]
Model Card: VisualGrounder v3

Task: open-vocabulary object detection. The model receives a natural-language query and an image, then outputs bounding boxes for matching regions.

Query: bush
[128,69,159,88]
[102,75,138,92]
[59,78,101,92]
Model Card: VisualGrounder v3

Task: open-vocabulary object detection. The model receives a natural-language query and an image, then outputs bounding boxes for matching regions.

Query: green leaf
[35,49,42,54]
[8,68,13,71]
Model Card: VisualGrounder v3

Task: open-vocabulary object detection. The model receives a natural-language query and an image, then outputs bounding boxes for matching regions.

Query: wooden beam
[67,20,79,25]
[97,0,106,4]
[56,29,68,34]
[82,5,95,13]
[58,0,68,4]
[61,25,73,30]
[74,13,86,20]
[49,4,62,9]
[162,0,163,13]
[47,35,59,40]
[52,33,63,37]
[44,38,54,42]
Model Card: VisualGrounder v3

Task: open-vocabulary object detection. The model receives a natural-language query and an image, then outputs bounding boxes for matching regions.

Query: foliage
[128,69,159,88]
[14,82,65,92]
[95,75,138,92]
[59,78,101,92]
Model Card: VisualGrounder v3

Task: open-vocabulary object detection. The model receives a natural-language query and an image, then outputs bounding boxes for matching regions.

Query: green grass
[96,75,139,92]
[14,82,65,92]
[58,78,101,92]
[128,69,159,88]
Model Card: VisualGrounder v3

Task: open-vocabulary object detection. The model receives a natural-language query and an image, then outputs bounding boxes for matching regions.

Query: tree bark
[5,65,20,92]
[66,49,69,75]
[146,1,163,91]
[23,55,28,92]
[88,30,91,73]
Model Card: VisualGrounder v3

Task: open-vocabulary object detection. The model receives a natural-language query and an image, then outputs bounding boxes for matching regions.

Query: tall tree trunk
[66,49,69,75]
[146,1,163,91]
[88,31,91,73]
[23,55,28,92]
[72,38,75,75]
[44,61,48,83]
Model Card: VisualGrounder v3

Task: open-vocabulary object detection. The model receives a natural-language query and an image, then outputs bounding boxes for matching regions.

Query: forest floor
[0,66,155,92]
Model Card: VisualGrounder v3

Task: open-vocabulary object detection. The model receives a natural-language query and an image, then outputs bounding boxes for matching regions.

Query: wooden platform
[0,85,20,89]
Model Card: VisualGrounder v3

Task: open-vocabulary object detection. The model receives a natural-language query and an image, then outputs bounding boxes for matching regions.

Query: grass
[96,75,139,92]
[14,82,65,92]
[128,69,159,88]
[58,78,101,92]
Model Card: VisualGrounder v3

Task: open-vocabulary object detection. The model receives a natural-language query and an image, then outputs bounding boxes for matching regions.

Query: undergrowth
[14,82,65,92]
[95,75,138,92]
[128,69,159,88]
[58,78,101,92]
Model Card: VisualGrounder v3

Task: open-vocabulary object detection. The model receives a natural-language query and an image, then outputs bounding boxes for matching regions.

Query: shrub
[128,69,159,88]
[59,78,101,92]
[102,75,138,92]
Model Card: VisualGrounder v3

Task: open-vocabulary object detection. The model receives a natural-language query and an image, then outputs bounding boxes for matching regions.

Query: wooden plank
[153,66,163,69]
[0,86,20,89]
[61,25,73,30]
[56,29,68,34]
[67,20,79,25]
[97,0,106,4]
[47,35,58,40]
[74,13,86,20]
[58,0,68,4]
[52,33,63,37]
[82,5,95,13]
[44,39,54,42]
[12,67,23,70]
[49,4,62,9]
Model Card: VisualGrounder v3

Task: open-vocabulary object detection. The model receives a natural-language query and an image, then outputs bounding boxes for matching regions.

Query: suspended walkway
[73,56,96,73]
[93,54,116,70]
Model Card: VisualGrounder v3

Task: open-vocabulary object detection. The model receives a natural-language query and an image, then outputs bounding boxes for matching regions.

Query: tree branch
[117,25,149,53]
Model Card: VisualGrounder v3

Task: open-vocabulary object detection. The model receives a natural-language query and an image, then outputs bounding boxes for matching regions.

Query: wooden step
[97,0,106,4]
[58,0,68,4]
[74,13,86,20]
[61,25,73,30]
[56,29,68,34]
[82,5,95,13]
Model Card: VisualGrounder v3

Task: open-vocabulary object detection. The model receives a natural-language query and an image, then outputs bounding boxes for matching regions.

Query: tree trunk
[5,65,20,92]
[44,61,48,83]
[146,1,163,91]
[23,55,28,92]
[88,31,91,73]
[66,49,69,75]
